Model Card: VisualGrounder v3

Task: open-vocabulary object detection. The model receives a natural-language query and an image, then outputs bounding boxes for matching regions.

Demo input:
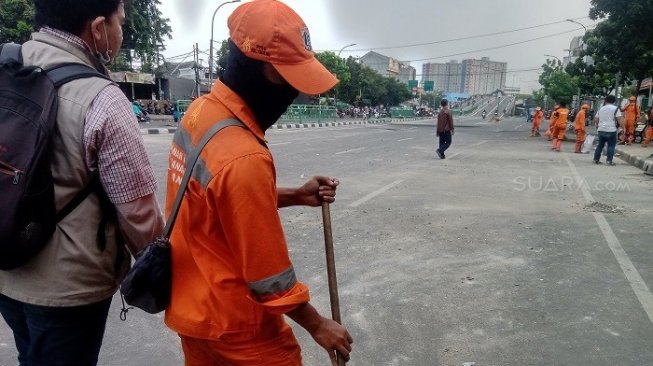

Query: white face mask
[92,23,112,65]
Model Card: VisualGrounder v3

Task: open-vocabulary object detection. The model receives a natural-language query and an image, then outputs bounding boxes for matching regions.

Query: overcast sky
[158,0,599,93]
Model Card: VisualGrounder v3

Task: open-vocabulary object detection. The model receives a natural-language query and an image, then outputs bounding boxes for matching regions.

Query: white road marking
[349,180,403,208]
[566,156,653,323]
[335,147,365,155]
[397,138,414,142]
[468,140,488,147]
[446,152,461,159]
[268,142,292,146]
[514,123,525,130]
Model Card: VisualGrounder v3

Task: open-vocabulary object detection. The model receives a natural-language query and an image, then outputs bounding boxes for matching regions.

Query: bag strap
[0,43,22,65]
[163,118,245,238]
[55,174,99,223]
[46,63,111,88]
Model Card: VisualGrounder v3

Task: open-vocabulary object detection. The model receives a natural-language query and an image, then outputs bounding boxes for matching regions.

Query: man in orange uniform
[551,101,570,152]
[643,107,653,148]
[620,96,640,145]
[164,1,353,365]
[574,104,590,153]
[545,104,559,141]
[530,106,544,137]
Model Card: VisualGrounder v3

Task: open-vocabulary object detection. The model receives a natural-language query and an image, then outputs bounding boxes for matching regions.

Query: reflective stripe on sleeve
[248,266,298,300]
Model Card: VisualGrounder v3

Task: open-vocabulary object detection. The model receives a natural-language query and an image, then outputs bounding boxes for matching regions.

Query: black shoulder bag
[120,119,244,314]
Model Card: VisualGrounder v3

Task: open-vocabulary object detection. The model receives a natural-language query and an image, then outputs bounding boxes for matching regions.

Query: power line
[409,28,582,62]
[319,16,590,53]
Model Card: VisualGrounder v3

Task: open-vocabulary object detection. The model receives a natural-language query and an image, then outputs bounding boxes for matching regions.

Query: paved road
[1,117,652,365]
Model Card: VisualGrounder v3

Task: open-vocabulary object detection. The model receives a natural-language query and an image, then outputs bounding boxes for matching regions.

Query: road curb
[273,119,389,129]
[139,119,394,135]
[615,147,653,175]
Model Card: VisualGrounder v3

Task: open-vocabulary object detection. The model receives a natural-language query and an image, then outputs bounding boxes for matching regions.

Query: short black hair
[605,95,616,104]
[559,101,567,108]
[441,99,448,107]
[34,0,123,36]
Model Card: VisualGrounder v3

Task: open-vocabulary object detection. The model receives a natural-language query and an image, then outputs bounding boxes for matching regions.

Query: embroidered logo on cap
[301,27,312,51]
[241,37,253,52]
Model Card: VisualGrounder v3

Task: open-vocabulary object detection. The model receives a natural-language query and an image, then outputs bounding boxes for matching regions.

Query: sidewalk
[614,143,653,175]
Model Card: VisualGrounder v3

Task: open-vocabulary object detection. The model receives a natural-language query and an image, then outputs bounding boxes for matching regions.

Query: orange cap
[629,96,636,101]
[582,103,590,109]
[228,0,338,95]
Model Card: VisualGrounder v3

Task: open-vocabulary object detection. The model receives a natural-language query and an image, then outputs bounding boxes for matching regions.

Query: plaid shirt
[41,27,157,204]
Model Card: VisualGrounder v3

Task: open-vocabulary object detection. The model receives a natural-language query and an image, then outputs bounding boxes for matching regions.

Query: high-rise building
[422,57,507,95]
[421,60,463,93]
[462,57,507,95]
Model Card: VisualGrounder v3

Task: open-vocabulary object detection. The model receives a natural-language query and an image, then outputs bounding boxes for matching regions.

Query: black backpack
[0,43,111,270]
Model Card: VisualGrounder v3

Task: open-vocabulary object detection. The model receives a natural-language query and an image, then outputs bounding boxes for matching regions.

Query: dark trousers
[438,131,452,154]
[0,294,112,366]
[593,131,617,162]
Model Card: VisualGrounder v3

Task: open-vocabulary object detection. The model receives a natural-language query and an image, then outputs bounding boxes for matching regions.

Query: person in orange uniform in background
[551,101,570,152]
[164,1,353,365]
[620,96,640,145]
[530,106,544,137]
[574,104,589,153]
[545,104,560,141]
[643,107,653,147]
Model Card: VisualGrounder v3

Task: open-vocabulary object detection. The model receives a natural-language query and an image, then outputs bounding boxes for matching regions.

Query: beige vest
[0,33,130,306]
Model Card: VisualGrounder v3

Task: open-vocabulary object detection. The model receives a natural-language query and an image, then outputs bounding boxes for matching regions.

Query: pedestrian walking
[574,104,589,153]
[0,1,164,365]
[530,106,544,137]
[620,96,640,145]
[436,99,455,159]
[163,1,352,365]
[593,95,621,165]
[551,101,569,152]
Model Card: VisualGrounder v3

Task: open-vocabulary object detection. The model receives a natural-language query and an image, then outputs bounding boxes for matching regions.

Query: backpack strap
[0,43,22,66]
[46,63,111,88]
[164,119,245,238]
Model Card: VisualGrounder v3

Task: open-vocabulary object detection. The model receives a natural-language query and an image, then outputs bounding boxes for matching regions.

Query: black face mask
[221,40,299,131]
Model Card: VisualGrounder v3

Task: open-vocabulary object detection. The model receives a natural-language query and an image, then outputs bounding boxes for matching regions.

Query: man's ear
[89,16,107,41]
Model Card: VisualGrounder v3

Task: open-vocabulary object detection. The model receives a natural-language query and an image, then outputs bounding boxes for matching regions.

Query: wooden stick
[321,202,345,366]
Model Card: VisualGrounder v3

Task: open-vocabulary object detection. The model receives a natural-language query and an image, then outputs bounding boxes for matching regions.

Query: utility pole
[194,43,201,98]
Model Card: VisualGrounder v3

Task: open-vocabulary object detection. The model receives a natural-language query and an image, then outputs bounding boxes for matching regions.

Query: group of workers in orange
[532,96,653,151]
[535,101,589,153]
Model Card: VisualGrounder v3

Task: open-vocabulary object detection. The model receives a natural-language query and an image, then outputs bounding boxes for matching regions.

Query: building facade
[421,60,463,94]
[360,51,415,86]
[422,57,507,95]
[461,57,507,96]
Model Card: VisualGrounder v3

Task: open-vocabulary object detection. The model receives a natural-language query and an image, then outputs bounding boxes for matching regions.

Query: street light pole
[566,19,587,32]
[209,0,241,86]
[337,43,356,57]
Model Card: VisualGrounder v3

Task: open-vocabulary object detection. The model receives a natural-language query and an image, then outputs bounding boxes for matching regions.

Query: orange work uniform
[643,111,653,147]
[164,81,307,365]
[574,108,587,153]
[551,108,569,151]
[622,102,640,144]
[531,110,544,137]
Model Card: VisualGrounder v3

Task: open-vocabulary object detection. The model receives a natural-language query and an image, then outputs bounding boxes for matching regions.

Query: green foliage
[0,0,34,44]
[565,56,615,97]
[214,40,230,79]
[538,57,578,106]
[587,0,653,89]
[120,0,172,72]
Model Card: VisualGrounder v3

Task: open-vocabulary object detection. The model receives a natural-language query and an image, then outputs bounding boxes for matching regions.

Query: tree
[314,51,351,103]
[538,59,578,105]
[0,0,34,44]
[587,0,653,91]
[120,0,173,72]
[214,40,230,79]
[565,56,615,97]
